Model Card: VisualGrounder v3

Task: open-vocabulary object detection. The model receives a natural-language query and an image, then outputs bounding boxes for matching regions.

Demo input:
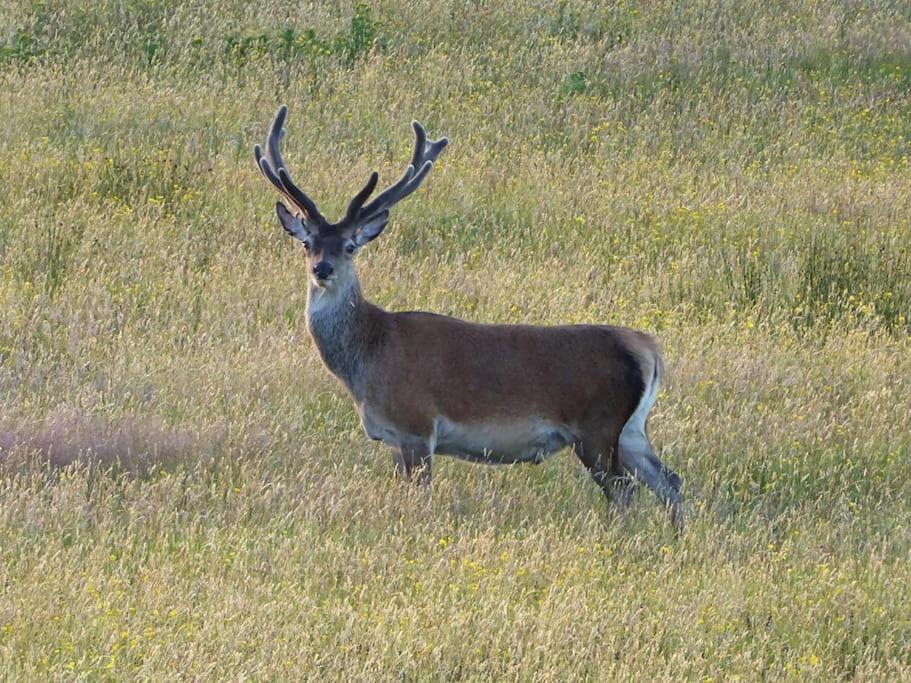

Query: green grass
[1,0,910,678]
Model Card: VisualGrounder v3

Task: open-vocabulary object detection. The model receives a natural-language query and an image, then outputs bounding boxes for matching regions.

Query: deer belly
[433,418,574,464]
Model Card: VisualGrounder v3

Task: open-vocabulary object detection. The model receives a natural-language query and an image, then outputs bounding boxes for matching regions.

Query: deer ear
[275,201,310,241]
[354,211,389,246]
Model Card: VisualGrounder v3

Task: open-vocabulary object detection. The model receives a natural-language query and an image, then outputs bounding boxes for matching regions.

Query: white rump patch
[619,364,659,459]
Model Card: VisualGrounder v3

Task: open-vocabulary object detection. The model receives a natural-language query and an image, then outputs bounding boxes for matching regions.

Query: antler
[253,105,326,225]
[352,121,448,225]
[255,108,447,233]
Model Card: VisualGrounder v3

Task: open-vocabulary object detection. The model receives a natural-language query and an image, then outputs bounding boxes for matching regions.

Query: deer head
[254,105,448,290]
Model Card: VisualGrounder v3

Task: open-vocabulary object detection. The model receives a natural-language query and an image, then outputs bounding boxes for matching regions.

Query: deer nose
[312,261,334,280]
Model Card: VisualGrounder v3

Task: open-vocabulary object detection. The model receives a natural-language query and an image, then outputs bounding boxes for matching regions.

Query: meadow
[1,0,910,678]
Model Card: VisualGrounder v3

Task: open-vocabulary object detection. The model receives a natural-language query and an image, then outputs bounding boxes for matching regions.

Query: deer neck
[306,276,379,401]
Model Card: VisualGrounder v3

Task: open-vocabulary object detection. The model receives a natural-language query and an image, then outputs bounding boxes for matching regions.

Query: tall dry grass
[1,0,910,678]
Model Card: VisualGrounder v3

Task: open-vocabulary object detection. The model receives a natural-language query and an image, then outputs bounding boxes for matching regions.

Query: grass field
[2,0,911,678]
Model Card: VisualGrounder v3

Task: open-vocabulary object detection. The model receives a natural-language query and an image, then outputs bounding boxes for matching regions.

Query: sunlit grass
[1,0,910,678]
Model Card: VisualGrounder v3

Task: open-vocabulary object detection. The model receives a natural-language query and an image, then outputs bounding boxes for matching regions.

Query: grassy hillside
[1,0,910,678]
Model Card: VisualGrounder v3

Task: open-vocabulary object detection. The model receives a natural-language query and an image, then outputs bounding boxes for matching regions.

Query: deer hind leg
[618,422,683,530]
[391,438,433,485]
[574,428,636,511]
[614,357,684,530]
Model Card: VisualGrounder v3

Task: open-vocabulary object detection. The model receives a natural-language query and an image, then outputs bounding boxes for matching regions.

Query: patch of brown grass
[0,411,207,472]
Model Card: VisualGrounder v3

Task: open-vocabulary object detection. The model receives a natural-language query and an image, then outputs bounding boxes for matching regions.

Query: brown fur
[362,309,648,438]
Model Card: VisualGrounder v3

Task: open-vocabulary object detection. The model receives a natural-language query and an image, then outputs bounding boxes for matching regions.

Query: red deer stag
[254,106,683,529]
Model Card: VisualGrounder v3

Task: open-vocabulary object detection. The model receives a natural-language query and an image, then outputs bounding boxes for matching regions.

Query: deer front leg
[390,439,433,485]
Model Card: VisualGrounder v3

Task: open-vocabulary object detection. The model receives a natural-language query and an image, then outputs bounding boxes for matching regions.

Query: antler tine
[344,171,379,223]
[254,105,325,224]
[253,108,296,205]
[253,143,294,205]
[409,120,428,169]
[357,121,448,222]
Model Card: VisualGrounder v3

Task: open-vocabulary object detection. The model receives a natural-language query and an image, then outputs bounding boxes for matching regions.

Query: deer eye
[345,243,356,255]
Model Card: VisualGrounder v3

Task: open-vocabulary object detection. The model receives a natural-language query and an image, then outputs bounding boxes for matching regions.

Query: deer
[254,106,684,529]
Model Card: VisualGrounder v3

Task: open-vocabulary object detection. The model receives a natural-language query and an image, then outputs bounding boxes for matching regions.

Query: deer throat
[306,279,371,399]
